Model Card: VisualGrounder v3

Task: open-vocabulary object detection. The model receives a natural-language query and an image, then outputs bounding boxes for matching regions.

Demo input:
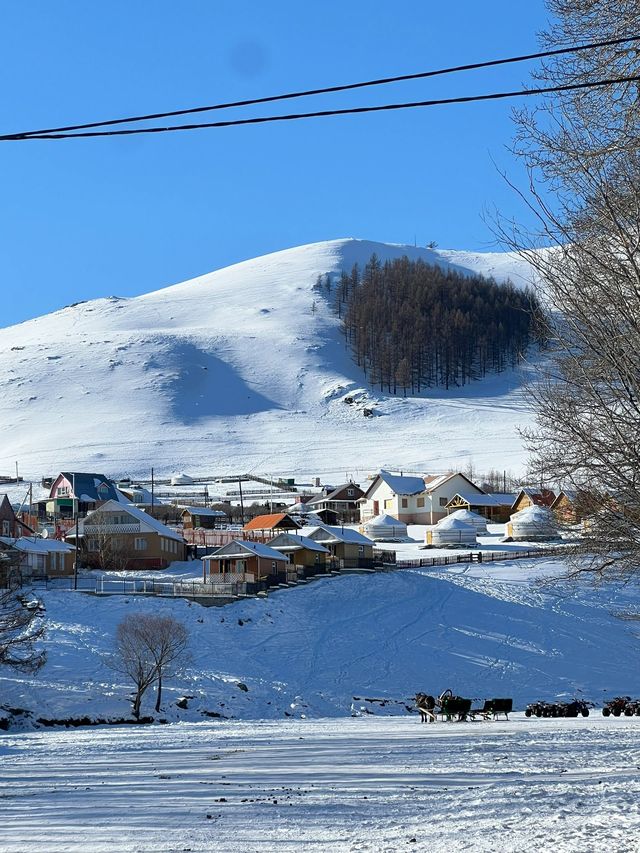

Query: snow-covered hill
[0,238,538,480]
[2,559,638,727]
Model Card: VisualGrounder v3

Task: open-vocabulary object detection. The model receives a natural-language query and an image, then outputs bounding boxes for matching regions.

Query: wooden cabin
[305,525,375,568]
[243,512,301,535]
[267,532,330,577]
[181,506,228,530]
[511,488,557,515]
[202,540,291,586]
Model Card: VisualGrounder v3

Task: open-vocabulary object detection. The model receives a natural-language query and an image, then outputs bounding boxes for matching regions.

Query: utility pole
[72,473,78,591]
[238,477,245,526]
[151,467,155,514]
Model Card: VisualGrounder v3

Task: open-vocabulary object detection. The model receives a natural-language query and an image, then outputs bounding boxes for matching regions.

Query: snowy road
[2,716,639,852]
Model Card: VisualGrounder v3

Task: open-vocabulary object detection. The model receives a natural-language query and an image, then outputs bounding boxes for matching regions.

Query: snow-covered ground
[2,558,638,727]
[0,237,540,481]
[2,715,639,853]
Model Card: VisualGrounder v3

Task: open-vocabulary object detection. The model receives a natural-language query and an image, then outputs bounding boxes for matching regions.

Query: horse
[415,692,437,723]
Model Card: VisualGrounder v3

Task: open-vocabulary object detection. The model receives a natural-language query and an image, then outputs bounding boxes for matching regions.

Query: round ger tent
[362,513,408,541]
[507,506,557,541]
[427,516,477,547]
[446,508,488,535]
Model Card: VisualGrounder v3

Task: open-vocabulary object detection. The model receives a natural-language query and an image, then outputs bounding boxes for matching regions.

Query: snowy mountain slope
[2,560,638,726]
[0,238,539,479]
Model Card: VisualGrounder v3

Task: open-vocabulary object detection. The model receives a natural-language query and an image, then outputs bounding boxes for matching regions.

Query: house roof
[513,488,557,508]
[67,499,184,542]
[446,491,501,507]
[373,470,427,496]
[0,536,73,555]
[306,483,363,504]
[204,539,289,561]
[267,533,330,553]
[58,472,120,503]
[306,525,375,546]
[243,513,300,531]
[181,506,227,517]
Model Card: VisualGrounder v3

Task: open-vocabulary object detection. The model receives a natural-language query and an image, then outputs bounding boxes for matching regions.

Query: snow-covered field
[2,715,639,853]
[2,558,638,726]
[0,237,539,481]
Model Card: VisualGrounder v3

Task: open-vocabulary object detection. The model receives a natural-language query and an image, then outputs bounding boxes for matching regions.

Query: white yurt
[427,516,477,547]
[507,506,557,541]
[362,513,408,541]
[446,508,488,534]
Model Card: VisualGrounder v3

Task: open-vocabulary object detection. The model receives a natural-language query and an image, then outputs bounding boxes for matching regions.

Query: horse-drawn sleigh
[415,689,513,722]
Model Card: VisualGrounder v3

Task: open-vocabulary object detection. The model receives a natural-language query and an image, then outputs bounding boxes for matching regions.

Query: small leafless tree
[497,0,640,579]
[0,588,46,673]
[112,613,190,718]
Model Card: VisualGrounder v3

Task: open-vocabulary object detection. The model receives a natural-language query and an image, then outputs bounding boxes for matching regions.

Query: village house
[40,472,121,521]
[243,512,301,536]
[66,499,187,570]
[359,470,493,525]
[305,525,375,569]
[0,494,34,538]
[267,532,330,577]
[304,482,365,524]
[550,489,590,525]
[445,490,517,523]
[181,506,228,530]
[0,535,75,580]
[202,540,291,587]
[511,488,557,515]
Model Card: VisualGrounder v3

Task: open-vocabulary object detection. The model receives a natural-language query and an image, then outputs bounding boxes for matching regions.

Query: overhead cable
[4,73,639,141]
[3,33,640,141]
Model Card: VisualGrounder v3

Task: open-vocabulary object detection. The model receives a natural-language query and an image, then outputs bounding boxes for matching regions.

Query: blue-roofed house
[45,472,120,519]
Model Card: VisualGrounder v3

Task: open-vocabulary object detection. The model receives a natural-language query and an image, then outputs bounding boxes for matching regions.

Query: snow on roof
[267,533,330,553]
[447,491,500,507]
[204,540,289,561]
[488,493,518,504]
[76,499,184,542]
[0,536,73,554]
[60,472,119,503]
[181,506,227,517]
[364,513,407,529]
[377,470,426,495]
[433,516,476,531]
[510,505,554,522]
[307,525,375,545]
[447,509,487,522]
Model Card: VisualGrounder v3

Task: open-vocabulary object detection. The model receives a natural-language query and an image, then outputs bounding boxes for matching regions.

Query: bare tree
[136,614,190,712]
[498,1,640,579]
[112,613,190,718]
[0,588,46,674]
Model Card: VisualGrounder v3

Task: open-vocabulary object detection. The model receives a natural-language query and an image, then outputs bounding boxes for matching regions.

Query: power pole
[238,477,245,526]
[151,467,155,514]
[72,473,78,591]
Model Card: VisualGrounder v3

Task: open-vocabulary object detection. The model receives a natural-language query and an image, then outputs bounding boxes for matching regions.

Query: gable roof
[243,513,301,531]
[446,491,501,507]
[58,472,120,503]
[204,539,289,561]
[267,532,330,553]
[69,499,184,542]
[513,488,557,509]
[307,483,364,504]
[306,525,375,546]
[369,470,427,497]
[0,536,73,555]
[181,506,228,517]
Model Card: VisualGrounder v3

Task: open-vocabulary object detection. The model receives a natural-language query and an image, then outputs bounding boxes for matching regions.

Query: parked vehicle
[602,696,640,717]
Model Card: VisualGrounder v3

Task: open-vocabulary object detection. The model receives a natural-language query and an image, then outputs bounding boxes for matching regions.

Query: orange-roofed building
[243,513,301,534]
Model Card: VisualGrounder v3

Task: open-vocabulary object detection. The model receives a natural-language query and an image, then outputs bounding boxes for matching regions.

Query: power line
[5,74,639,141]
[4,33,640,141]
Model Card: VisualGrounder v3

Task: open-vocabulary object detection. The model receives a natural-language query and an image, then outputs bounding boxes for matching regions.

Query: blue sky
[1,1,549,327]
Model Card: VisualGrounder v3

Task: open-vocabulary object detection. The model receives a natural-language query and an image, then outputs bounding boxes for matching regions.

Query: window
[271,561,277,571]
[439,497,448,507]
[401,498,408,508]
[347,489,354,497]
[134,537,147,551]
[384,498,394,510]
[2,520,10,536]
[417,497,425,508]
[87,538,99,552]
[358,545,364,554]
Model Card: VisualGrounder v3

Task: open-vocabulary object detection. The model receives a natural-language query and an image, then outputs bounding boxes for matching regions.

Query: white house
[359,470,490,525]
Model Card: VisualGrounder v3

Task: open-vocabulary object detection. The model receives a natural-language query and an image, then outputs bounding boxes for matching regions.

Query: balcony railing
[82,522,141,534]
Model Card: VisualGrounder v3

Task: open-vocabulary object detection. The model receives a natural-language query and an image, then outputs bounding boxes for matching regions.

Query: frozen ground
[1,715,639,853]
[0,237,540,481]
[2,558,638,726]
